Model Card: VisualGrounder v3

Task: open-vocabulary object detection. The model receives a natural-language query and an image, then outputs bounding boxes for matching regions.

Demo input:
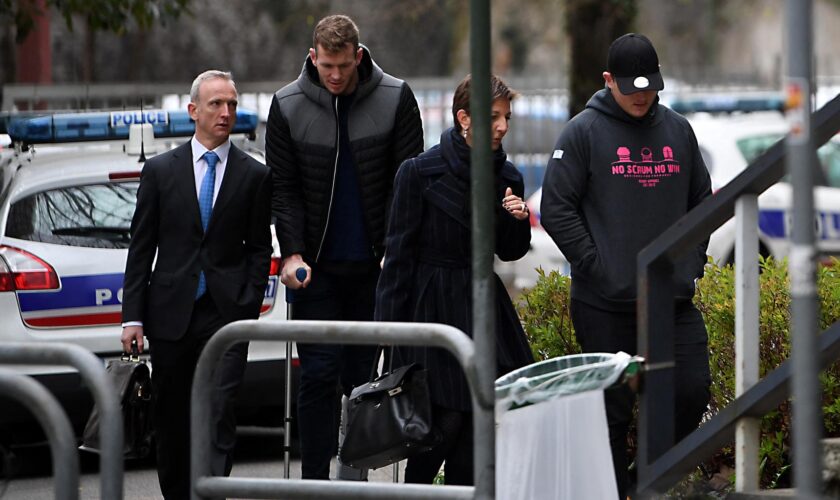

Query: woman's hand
[502,187,529,221]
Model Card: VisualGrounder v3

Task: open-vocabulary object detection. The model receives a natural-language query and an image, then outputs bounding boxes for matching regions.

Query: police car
[0,110,296,448]
[675,96,840,265]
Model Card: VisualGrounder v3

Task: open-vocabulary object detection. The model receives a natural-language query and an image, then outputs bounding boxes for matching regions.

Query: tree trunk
[82,18,95,82]
[566,0,636,117]
[128,31,147,82]
[1,23,16,88]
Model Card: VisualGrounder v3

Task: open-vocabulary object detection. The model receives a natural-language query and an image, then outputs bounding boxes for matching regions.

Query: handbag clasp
[388,387,402,396]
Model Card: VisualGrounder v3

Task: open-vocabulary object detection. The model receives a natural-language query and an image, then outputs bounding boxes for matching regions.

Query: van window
[5,182,137,249]
[818,141,840,188]
[736,134,840,188]
[736,135,781,165]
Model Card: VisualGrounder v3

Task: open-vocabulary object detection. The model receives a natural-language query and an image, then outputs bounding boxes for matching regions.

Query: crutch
[283,267,307,479]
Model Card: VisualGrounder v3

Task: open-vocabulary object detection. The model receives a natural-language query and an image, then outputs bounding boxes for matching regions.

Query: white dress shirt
[191,136,231,205]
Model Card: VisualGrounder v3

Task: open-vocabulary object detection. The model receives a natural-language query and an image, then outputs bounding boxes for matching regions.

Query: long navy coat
[375,128,534,411]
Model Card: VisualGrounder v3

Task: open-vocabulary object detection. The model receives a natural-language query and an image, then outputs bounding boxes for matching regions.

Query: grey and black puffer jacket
[266,45,424,263]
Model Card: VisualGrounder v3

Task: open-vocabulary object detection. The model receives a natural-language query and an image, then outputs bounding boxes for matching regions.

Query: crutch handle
[285,267,308,303]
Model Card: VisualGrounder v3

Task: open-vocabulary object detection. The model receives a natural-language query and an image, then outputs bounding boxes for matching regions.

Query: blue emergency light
[7,109,259,145]
[670,94,785,115]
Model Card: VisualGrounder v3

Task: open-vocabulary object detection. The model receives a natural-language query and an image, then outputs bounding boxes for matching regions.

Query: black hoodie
[541,88,712,312]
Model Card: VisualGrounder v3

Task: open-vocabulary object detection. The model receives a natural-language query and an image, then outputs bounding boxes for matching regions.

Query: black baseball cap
[607,33,664,95]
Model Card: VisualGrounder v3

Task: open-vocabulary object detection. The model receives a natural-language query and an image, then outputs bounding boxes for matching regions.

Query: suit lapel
[207,144,247,232]
[172,142,203,232]
[423,171,469,229]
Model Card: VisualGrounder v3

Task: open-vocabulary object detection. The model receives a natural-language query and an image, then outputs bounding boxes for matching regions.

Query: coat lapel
[423,171,469,229]
[172,142,203,231]
[207,144,247,232]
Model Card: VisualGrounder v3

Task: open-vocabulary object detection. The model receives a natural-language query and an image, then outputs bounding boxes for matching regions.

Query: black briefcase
[79,348,153,459]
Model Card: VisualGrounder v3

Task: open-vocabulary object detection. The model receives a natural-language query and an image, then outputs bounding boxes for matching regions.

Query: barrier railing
[190,320,486,500]
[0,367,79,500]
[0,342,123,499]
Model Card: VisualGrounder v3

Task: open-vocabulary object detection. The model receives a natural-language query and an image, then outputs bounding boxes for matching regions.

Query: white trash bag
[494,352,643,500]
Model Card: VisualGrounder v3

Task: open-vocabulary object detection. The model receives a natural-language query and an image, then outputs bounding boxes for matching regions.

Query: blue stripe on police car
[17,273,124,312]
[758,209,840,241]
[18,273,277,313]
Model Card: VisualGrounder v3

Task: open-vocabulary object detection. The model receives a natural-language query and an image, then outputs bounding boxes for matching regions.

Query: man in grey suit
[121,70,272,499]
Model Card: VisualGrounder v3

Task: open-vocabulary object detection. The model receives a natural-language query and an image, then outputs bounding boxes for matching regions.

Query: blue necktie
[195,151,218,299]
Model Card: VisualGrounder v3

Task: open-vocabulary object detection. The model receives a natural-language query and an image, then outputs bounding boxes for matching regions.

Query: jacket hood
[585,88,663,127]
[298,44,384,107]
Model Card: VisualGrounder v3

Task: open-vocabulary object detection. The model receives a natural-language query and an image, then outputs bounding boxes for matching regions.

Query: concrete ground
[2,437,407,499]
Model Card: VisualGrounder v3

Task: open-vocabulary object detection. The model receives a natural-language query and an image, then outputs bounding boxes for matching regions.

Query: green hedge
[517,259,840,489]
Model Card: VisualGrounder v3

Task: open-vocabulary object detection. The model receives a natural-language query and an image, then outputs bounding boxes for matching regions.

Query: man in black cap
[541,33,713,498]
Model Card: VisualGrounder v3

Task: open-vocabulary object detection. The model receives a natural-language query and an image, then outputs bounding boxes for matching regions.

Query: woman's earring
[462,127,468,139]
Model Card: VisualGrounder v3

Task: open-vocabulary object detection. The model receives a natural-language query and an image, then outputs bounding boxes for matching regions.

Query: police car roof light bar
[7,109,259,146]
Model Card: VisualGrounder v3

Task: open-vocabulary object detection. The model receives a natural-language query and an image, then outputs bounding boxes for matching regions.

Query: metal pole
[195,476,473,499]
[284,301,294,479]
[0,342,123,499]
[734,195,760,492]
[0,368,79,500]
[786,0,823,498]
[637,258,675,487]
[468,1,495,499]
[284,331,293,478]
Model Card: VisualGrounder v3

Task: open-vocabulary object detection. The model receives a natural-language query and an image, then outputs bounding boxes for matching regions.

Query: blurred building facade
[3,0,840,88]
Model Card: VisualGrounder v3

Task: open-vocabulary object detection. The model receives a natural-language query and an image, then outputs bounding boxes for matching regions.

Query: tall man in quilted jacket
[265,14,424,480]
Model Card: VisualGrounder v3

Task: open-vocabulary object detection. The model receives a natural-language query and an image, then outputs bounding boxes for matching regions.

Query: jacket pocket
[221,270,247,285]
[150,271,173,287]
[579,250,603,281]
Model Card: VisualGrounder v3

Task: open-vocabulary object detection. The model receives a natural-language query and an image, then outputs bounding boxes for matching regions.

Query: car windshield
[736,134,840,188]
[5,181,137,249]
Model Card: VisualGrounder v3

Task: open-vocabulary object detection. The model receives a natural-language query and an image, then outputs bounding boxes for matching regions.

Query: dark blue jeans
[570,299,711,500]
[291,266,379,479]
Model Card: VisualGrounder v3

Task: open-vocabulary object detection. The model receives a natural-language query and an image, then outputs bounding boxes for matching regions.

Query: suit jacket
[122,141,272,341]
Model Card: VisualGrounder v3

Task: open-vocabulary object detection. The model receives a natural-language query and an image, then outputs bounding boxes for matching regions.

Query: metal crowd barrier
[0,368,79,500]
[190,319,487,500]
[0,342,123,499]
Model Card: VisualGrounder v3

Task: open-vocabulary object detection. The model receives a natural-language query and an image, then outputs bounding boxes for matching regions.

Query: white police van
[671,95,840,265]
[0,110,295,448]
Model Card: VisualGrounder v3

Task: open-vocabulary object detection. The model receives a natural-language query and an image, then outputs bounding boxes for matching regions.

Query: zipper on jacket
[315,96,341,262]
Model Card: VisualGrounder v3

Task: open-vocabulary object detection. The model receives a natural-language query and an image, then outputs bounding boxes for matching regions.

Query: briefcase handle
[121,340,142,363]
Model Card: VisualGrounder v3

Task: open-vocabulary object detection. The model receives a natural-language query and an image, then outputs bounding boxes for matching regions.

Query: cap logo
[633,76,650,89]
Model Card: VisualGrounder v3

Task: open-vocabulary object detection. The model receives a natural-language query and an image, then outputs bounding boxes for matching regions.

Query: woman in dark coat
[375,74,534,485]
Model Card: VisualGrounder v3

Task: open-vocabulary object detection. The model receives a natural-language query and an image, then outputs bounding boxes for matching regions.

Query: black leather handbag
[79,345,154,459]
[339,347,439,469]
